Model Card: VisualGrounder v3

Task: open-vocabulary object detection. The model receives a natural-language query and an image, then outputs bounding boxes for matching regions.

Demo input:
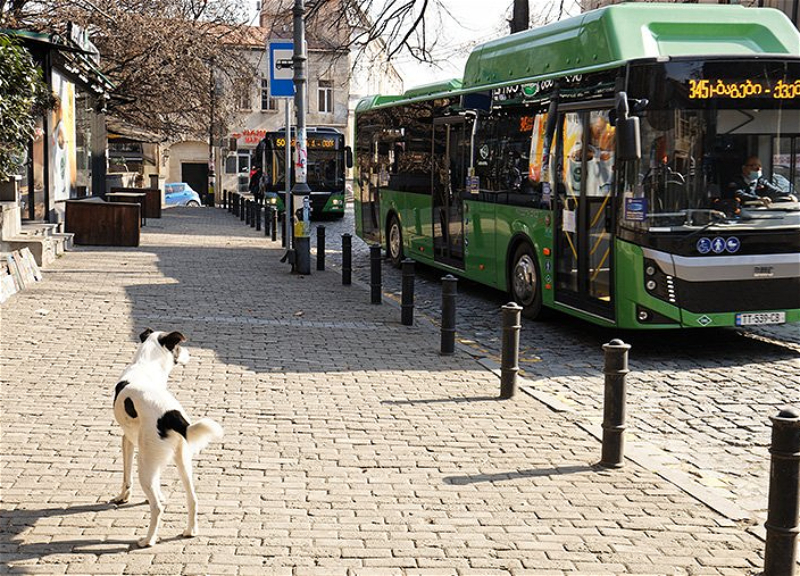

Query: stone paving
[322,206,800,529]
[0,205,772,575]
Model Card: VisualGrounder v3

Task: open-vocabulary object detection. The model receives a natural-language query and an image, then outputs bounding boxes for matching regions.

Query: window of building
[318,79,333,113]
[261,78,277,111]
[238,81,251,110]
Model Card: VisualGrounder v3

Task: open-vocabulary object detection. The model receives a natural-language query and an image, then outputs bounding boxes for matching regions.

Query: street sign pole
[268,40,296,268]
[292,0,311,275]
[284,100,292,254]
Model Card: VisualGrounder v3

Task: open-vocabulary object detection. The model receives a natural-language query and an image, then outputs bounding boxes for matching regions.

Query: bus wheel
[387,215,404,267]
[510,243,543,319]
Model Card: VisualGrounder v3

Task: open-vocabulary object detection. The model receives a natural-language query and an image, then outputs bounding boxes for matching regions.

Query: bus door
[554,109,616,320]
[432,116,469,267]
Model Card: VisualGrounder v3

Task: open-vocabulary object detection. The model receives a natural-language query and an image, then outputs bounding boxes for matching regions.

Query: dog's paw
[111,493,130,505]
[182,526,198,538]
[137,536,157,548]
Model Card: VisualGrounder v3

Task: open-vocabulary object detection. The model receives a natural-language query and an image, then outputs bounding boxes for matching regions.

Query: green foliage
[0,33,54,182]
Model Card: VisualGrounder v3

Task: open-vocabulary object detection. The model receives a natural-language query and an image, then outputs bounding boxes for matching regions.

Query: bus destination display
[688,78,800,100]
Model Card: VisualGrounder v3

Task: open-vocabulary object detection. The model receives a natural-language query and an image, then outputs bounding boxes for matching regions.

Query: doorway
[554,109,616,320]
[432,116,468,267]
[182,163,209,197]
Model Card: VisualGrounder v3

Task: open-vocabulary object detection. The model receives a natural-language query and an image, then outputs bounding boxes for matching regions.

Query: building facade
[163,0,403,200]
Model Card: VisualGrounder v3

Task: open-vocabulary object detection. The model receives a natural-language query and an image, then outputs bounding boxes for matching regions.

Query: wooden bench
[65,198,140,247]
[109,187,162,219]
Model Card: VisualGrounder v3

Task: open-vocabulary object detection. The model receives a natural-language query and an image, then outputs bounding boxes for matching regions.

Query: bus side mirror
[345,146,354,169]
[615,92,641,162]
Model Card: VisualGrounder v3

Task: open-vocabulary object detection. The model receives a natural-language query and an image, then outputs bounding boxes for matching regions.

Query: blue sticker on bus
[697,237,712,254]
[711,237,726,254]
[725,237,741,253]
[625,198,647,221]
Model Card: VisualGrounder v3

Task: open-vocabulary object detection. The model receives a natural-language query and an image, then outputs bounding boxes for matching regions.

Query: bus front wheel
[387,215,404,267]
[510,243,543,319]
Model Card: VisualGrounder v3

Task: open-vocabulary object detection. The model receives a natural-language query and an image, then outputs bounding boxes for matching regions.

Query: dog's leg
[111,436,134,504]
[136,453,164,548]
[175,441,199,538]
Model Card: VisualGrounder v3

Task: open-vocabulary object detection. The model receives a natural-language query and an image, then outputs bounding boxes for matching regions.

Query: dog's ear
[139,328,154,343]
[158,331,186,351]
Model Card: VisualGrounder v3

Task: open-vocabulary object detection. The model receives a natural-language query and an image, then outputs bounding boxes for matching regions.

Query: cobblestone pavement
[0,205,772,575]
[321,204,800,528]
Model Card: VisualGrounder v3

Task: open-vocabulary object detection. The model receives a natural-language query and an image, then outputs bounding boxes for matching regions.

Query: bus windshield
[624,59,800,230]
[269,149,343,192]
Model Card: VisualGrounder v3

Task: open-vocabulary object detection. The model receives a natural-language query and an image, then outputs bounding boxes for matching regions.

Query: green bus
[354,3,800,329]
[257,127,352,219]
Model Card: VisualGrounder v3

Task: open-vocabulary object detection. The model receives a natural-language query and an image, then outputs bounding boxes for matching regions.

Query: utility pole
[292,0,311,274]
[208,59,216,205]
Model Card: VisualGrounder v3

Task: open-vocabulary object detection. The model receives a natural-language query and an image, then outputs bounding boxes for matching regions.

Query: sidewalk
[1,206,764,575]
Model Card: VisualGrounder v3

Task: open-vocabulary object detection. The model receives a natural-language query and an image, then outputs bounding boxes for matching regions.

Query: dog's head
[134,328,190,370]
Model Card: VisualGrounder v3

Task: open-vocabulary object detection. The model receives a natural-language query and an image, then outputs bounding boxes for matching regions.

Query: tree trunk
[510,0,529,34]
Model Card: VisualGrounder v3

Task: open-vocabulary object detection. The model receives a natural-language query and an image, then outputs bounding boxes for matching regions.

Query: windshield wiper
[679,210,731,241]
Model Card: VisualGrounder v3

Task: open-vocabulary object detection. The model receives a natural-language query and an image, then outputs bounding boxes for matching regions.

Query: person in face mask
[727,156,780,206]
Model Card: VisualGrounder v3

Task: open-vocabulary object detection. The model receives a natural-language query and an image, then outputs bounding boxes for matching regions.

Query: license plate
[735,312,786,326]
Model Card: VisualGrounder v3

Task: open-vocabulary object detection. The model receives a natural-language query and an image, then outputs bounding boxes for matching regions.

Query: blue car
[165,183,202,207]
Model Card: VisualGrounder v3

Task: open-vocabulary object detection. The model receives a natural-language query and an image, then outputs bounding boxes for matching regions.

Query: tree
[0,33,53,182]
[510,0,530,33]
[1,0,257,141]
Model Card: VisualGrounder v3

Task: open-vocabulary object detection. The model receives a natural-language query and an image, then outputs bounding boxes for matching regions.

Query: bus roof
[356,4,800,112]
[463,3,800,91]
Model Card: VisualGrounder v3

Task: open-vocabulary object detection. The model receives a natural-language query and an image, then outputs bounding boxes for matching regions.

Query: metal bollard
[370,244,382,304]
[251,201,257,228]
[271,208,278,242]
[232,193,237,214]
[240,197,245,221]
[401,258,415,326]
[316,226,326,271]
[255,203,261,231]
[500,302,523,399]
[764,408,800,576]
[342,233,352,285]
[440,275,457,355]
[600,339,631,468]
[223,190,227,211]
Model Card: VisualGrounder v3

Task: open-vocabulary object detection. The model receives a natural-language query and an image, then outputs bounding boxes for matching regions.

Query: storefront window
[75,90,92,197]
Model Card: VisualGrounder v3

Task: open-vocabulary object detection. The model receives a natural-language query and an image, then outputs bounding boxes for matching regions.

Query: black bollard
[500,302,523,399]
[232,193,237,215]
[223,190,228,211]
[764,408,800,576]
[255,203,261,231]
[600,339,631,468]
[440,275,457,355]
[240,197,245,221]
[316,226,326,271]
[370,244,382,304]
[250,201,257,228]
[401,258,415,326]
[280,211,286,247]
[342,233,352,286]
[271,208,278,242]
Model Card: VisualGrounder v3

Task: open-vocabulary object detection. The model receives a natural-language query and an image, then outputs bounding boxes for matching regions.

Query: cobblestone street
[0,205,775,575]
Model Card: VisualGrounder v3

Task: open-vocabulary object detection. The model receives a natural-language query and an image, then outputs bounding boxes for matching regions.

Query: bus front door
[554,110,615,321]
[432,117,468,268]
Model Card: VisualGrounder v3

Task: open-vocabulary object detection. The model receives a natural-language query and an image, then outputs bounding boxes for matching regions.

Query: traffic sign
[268,41,294,98]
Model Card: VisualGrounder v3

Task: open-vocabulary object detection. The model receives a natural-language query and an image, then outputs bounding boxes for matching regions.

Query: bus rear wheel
[510,243,544,319]
[387,215,404,267]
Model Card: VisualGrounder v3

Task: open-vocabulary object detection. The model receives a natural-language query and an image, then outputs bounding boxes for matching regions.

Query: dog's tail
[186,418,224,453]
